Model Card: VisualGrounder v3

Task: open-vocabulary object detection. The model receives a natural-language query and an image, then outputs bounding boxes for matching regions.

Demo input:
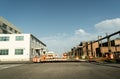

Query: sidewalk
[0,61,32,65]
[88,57,120,68]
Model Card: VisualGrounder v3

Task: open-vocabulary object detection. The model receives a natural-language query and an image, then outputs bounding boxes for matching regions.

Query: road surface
[0,62,120,79]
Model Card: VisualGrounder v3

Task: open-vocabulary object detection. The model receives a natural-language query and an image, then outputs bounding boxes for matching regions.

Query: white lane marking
[0,64,22,70]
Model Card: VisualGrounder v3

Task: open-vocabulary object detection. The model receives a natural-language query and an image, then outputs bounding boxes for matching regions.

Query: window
[0,36,9,41]
[15,49,23,55]
[0,49,9,55]
[2,30,9,34]
[16,36,24,41]
[2,23,7,29]
[15,30,17,33]
[9,27,13,31]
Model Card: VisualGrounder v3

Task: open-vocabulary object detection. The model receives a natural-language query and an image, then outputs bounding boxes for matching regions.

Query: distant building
[0,16,21,34]
[46,51,57,59]
[69,38,120,59]
[97,38,120,57]
[0,34,47,62]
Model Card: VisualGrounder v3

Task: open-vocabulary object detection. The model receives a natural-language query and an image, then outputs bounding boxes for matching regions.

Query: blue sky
[0,0,120,54]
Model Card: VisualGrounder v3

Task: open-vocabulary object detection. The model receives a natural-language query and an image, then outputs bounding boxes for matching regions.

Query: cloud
[95,18,120,34]
[41,18,120,55]
[40,33,72,54]
[40,29,92,54]
[75,29,90,35]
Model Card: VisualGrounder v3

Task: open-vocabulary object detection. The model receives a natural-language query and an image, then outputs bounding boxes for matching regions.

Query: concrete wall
[101,46,120,53]
[115,39,120,45]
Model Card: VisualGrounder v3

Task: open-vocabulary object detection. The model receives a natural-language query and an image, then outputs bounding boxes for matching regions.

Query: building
[70,38,120,59]
[0,34,47,62]
[97,38,120,57]
[46,51,57,59]
[0,16,21,34]
[0,17,47,62]
[69,31,120,59]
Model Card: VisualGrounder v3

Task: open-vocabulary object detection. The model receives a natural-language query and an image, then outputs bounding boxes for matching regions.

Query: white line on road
[0,64,22,70]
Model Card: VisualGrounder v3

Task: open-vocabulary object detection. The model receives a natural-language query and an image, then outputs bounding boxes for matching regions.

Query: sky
[0,0,120,54]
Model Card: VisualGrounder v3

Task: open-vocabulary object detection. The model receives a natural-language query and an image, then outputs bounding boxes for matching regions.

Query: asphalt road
[0,62,120,79]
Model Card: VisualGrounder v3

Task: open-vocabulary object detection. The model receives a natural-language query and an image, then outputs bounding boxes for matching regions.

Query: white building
[0,34,47,62]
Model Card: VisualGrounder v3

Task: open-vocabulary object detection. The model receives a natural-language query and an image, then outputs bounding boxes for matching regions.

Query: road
[0,62,120,79]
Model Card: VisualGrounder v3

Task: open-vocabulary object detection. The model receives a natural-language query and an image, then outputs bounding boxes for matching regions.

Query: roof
[30,34,46,47]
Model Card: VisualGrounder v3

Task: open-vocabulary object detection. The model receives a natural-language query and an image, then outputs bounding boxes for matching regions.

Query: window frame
[16,36,24,41]
[0,36,9,41]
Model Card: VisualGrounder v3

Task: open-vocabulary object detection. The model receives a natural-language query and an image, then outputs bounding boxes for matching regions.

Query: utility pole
[100,36,103,56]
[90,41,93,57]
[106,33,112,58]
[98,36,101,57]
